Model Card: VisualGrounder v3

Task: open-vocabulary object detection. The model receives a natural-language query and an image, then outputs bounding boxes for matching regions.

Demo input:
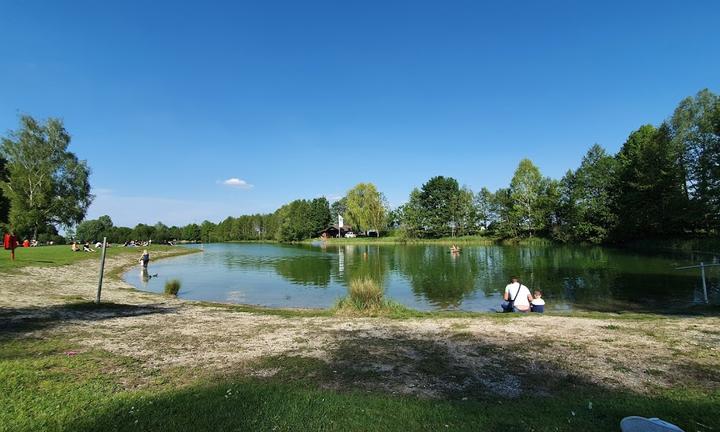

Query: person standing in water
[139,249,150,268]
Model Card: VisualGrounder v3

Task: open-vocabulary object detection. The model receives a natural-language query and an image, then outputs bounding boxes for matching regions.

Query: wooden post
[700,262,709,304]
[96,237,107,304]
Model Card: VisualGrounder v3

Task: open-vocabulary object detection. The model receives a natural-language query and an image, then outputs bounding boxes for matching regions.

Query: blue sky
[1,0,718,227]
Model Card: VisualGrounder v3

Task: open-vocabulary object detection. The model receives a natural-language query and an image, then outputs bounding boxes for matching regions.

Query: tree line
[2,89,718,245]
[395,89,720,243]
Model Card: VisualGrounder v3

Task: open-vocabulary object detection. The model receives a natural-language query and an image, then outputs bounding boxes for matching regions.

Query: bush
[348,277,383,309]
[164,279,181,296]
[333,277,416,317]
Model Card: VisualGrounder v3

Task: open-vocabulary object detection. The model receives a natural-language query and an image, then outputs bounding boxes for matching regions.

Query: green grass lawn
[0,244,182,272]
[1,334,717,432]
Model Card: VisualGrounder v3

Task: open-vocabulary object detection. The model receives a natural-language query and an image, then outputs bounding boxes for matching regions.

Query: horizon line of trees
[3,89,719,245]
[392,89,719,243]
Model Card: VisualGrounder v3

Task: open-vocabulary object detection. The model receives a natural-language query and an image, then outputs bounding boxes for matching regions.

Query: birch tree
[0,116,92,239]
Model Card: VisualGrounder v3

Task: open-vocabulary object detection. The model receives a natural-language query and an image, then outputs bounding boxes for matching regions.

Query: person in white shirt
[501,277,533,312]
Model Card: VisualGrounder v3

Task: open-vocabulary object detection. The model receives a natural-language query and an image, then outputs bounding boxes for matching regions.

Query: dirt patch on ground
[2,253,719,399]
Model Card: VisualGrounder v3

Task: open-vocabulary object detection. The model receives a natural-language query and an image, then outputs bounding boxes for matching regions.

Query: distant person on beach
[501,276,533,312]
[139,249,150,268]
[530,290,545,313]
[4,232,18,261]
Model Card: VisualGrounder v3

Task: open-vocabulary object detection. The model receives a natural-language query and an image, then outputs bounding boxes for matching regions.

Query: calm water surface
[122,243,720,312]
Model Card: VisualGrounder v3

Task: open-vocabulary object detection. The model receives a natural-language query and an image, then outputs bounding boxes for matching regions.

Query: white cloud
[221,178,254,189]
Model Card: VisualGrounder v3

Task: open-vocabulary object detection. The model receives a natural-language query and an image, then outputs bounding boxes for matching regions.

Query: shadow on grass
[63,380,717,432]
[58,330,719,432]
[3,320,717,431]
[0,301,175,336]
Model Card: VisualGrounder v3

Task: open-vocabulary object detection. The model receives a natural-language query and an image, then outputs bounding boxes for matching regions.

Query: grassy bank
[0,244,196,272]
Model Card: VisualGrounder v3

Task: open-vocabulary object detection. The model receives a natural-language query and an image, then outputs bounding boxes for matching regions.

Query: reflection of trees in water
[216,246,334,287]
[207,243,707,310]
[397,246,480,309]
[274,256,333,287]
[472,245,615,305]
[333,245,389,288]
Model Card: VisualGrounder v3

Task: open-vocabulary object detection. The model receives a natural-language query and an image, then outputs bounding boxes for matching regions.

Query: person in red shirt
[22,239,30,248]
[3,233,19,261]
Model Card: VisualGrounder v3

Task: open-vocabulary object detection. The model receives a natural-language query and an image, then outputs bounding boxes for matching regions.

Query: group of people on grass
[501,276,545,313]
[70,241,99,252]
[123,240,153,247]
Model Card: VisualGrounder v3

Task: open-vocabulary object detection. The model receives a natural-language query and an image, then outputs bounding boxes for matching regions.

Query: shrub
[334,277,416,317]
[348,277,383,309]
[164,279,181,296]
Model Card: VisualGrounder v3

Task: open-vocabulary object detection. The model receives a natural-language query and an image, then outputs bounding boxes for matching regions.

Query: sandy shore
[2,252,719,399]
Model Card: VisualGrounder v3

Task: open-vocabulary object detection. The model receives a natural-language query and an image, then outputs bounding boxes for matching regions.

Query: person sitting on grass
[82,242,95,252]
[530,290,545,313]
[71,242,80,252]
[501,276,533,313]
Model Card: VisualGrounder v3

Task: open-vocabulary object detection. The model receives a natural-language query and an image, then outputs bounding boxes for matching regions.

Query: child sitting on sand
[530,290,545,313]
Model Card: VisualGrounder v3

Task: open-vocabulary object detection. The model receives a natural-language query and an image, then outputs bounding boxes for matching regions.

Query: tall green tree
[76,215,114,242]
[474,187,494,230]
[614,124,688,239]
[345,183,387,236]
[133,223,154,241]
[418,176,462,237]
[451,186,476,236]
[275,199,316,241]
[153,222,171,242]
[330,197,347,224]
[309,197,332,235]
[670,89,720,230]
[397,188,425,238]
[508,159,547,237]
[558,145,619,243]
[200,220,216,243]
[489,187,514,237]
[0,116,92,239]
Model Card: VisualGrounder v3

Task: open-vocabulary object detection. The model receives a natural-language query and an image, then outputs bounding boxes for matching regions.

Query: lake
[122,242,720,312]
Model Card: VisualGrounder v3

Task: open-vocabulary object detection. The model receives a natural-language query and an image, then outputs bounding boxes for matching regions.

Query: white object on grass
[620,416,684,432]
